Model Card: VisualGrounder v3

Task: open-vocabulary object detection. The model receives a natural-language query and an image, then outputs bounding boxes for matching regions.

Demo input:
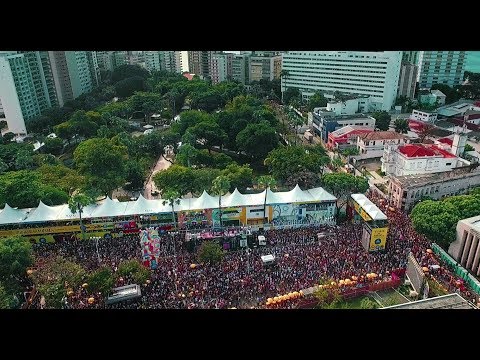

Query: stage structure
[348,194,389,252]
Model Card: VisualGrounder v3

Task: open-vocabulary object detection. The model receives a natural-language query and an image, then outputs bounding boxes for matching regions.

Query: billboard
[369,227,388,251]
[0,222,114,237]
[353,200,372,222]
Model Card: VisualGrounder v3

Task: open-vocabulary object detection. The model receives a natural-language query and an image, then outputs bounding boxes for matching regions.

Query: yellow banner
[0,223,114,237]
[353,200,372,222]
[369,227,388,251]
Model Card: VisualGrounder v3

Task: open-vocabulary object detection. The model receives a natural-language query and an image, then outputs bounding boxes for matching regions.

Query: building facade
[448,215,480,276]
[326,125,373,150]
[402,51,420,65]
[187,51,214,79]
[388,168,480,212]
[210,53,229,84]
[417,51,467,88]
[232,54,250,84]
[397,62,418,99]
[410,109,438,123]
[281,51,402,111]
[249,53,282,82]
[311,109,376,143]
[49,51,93,107]
[86,51,101,87]
[357,131,409,158]
[382,143,460,176]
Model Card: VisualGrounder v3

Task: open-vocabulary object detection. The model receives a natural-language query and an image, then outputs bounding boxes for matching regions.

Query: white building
[410,109,438,123]
[281,51,402,111]
[357,131,409,158]
[381,143,462,176]
[417,51,466,89]
[449,215,480,276]
[325,97,368,115]
[210,53,229,84]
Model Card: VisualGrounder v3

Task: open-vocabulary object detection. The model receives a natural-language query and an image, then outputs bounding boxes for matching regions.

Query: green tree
[191,90,224,112]
[307,91,328,111]
[69,192,97,241]
[330,156,345,171]
[285,170,319,189]
[125,160,146,190]
[417,122,435,143]
[431,83,461,104]
[258,175,277,223]
[0,120,7,130]
[191,168,221,196]
[371,111,391,131]
[175,144,198,168]
[360,297,378,309]
[0,171,44,208]
[283,87,301,106]
[43,137,64,155]
[2,132,15,143]
[411,200,461,248]
[0,236,33,293]
[464,144,475,152]
[117,259,150,284]
[211,175,231,231]
[280,70,289,103]
[153,165,194,195]
[197,241,224,265]
[32,256,86,308]
[321,173,369,215]
[73,138,127,196]
[443,194,480,220]
[87,267,115,296]
[221,163,253,192]
[0,282,14,309]
[111,64,150,83]
[172,110,213,136]
[265,145,330,183]
[41,185,69,206]
[189,121,228,153]
[394,118,409,134]
[236,121,279,159]
[115,76,146,98]
[162,189,181,232]
[37,164,85,195]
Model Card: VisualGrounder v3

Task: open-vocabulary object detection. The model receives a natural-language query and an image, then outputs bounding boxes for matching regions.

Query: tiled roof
[397,144,456,158]
[360,131,407,141]
[437,137,453,146]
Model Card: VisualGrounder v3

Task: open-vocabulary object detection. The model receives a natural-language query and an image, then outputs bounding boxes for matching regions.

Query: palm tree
[162,189,181,292]
[280,69,289,104]
[211,176,230,232]
[257,175,276,225]
[68,192,96,241]
[394,118,409,134]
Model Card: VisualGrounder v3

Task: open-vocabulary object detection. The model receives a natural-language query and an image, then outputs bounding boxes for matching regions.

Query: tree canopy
[371,111,391,131]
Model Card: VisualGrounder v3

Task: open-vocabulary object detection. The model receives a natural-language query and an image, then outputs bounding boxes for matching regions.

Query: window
[446,162,451,166]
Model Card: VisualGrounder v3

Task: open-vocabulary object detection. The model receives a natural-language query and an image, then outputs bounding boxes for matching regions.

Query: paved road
[144,156,172,199]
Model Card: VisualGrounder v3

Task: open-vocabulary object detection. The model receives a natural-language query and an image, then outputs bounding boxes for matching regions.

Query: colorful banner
[369,227,388,251]
[139,228,161,269]
[0,222,115,237]
[352,200,372,222]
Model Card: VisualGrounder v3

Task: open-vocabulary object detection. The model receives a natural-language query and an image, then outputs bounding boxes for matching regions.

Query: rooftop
[329,126,373,138]
[383,293,475,309]
[397,144,456,158]
[431,89,446,97]
[436,137,453,146]
[360,131,407,141]
[390,167,480,188]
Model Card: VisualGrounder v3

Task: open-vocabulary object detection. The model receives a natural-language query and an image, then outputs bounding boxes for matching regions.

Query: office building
[449,215,480,276]
[232,53,250,84]
[249,53,282,82]
[86,51,101,86]
[48,51,93,107]
[188,51,214,79]
[417,51,467,88]
[281,51,402,111]
[402,51,420,65]
[398,62,418,99]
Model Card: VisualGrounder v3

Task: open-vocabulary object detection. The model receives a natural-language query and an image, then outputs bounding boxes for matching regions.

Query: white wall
[395,154,456,176]
[0,57,27,134]
[326,98,359,115]
[411,110,437,122]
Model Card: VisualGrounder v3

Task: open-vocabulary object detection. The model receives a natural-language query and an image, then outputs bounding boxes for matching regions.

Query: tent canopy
[23,201,63,223]
[351,193,387,221]
[0,204,28,225]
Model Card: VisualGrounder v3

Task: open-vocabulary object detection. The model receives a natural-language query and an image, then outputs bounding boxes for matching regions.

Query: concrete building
[402,51,420,65]
[418,89,446,107]
[418,51,467,88]
[0,52,39,134]
[180,51,189,73]
[326,125,373,150]
[86,51,101,87]
[449,215,480,276]
[410,109,438,123]
[210,53,229,84]
[232,53,250,84]
[48,51,93,107]
[249,53,282,82]
[311,108,376,143]
[397,62,418,99]
[163,51,183,73]
[382,143,461,177]
[324,96,370,115]
[144,51,164,72]
[357,131,409,158]
[388,167,480,212]
[128,51,145,68]
[187,51,214,79]
[281,51,402,111]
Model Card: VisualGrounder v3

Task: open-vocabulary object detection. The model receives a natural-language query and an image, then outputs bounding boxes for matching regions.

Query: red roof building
[327,126,373,150]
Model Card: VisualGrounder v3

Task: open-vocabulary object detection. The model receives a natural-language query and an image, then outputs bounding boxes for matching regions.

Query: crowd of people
[28,190,479,309]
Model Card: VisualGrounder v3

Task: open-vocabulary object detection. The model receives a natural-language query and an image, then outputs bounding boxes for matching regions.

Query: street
[144,155,172,199]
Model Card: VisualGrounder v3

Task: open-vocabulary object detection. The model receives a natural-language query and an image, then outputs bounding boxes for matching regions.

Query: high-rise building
[417,51,467,89]
[281,51,402,111]
[180,51,189,73]
[402,51,420,65]
[163,51,183,73]
[0,52,41,134]
[86,51,101,87]
[48,51,93,107]
[232,54,250,84]
[144,51,164,72]
[249,53,282,82]
[398,62,418,99]
[187,51,215,79]
[128,51,145,67]
[210,53,228,84]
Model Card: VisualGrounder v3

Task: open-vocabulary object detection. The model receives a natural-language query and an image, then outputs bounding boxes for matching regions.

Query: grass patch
[376,289,409,307]
[427,278,449,298]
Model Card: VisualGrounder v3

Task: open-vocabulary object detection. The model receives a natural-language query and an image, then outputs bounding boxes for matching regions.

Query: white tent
[278,184,313,203]
[54,203,97,221]
[90,197,128,218]
[351,193,387,221]
[123,195,168,216]
[306,187,337,202]
[0,204,28,225]
[261,254,275,265]
[188,190,218,210]
[24,201,63,223]
[222,188,246,208]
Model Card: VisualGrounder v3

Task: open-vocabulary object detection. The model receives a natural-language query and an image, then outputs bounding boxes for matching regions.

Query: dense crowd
[28,190,479,309]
